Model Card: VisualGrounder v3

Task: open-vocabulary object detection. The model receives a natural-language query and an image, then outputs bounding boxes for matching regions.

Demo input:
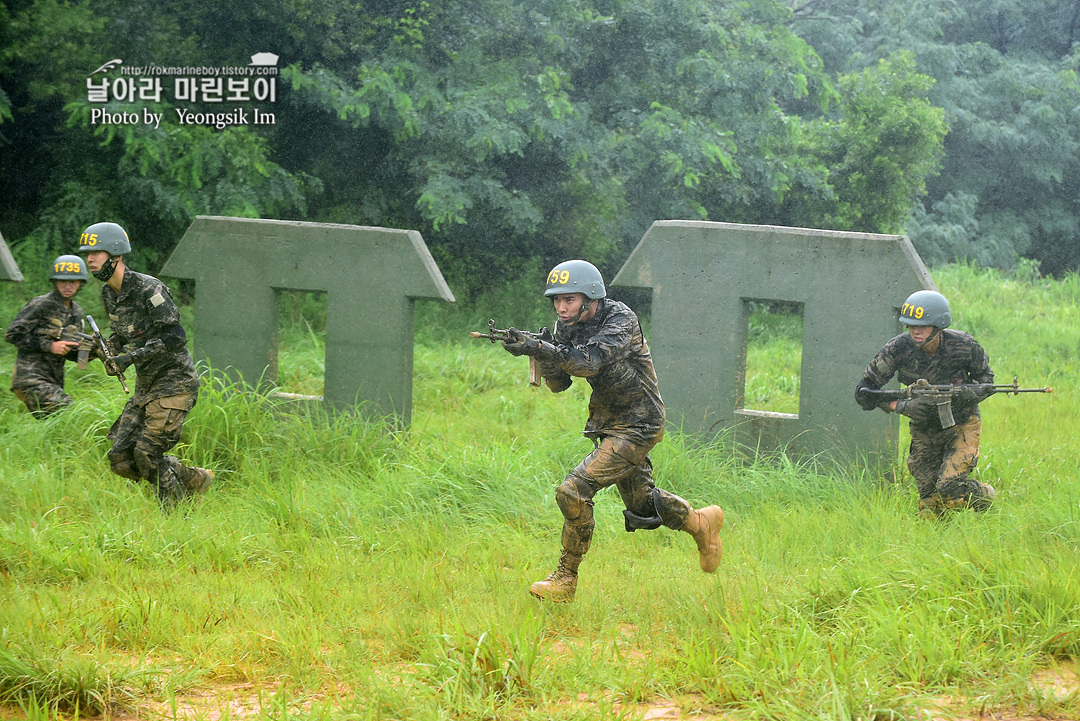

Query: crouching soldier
[856,290,997,517]
[5,256,94,417]
[79,221,213,505]
[503,260,725,602]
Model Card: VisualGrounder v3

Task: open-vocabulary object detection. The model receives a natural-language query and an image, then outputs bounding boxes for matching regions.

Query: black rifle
[38,321,95,369]
[86,315,130,394]
[858,377,1051,428]
[470,319,544,387]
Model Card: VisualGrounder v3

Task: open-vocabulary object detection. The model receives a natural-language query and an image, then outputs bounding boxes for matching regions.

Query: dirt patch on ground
[2,665,1077,720]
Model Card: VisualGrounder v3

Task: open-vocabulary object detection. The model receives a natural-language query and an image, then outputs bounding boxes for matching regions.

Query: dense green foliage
[0,265,1078,719]
[1,0,955,292]
[8,0,1080,281]
[787,0,1080,274]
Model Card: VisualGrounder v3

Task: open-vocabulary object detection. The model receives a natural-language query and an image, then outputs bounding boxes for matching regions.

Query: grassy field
[0,264,1078,720]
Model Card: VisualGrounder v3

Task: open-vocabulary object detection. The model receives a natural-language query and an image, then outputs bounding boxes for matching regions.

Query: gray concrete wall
[161,216,455,422]
[612,220,934,465]
[0,230,23,282]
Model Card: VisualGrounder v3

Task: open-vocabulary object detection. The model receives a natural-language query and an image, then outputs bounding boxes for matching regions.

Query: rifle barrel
[996,387,1052,393]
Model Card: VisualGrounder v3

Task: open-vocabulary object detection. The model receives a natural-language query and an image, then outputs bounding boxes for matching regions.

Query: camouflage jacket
[542,298,665,446]
[102,269,199,404]
[858,329,994,431]
[4,289,83,389]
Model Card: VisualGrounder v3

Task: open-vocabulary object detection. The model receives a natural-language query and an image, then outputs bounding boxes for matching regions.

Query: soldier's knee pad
[623,487,664,531]
[132,445,161,481]
[556,475,593,522]
[108,450,142,481]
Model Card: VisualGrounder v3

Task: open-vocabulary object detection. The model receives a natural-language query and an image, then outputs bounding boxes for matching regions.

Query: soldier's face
[908,325,935,344]
[84,251,110,274]
[55,280,82,299]
[553,293,592,325]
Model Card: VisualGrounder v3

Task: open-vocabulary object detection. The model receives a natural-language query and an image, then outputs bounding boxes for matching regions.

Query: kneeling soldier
[856,290,997,516]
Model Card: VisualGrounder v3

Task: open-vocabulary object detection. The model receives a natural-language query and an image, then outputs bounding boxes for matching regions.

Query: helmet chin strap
[913,326,941,347]
[93,255,120,282]
[566,298,591,325]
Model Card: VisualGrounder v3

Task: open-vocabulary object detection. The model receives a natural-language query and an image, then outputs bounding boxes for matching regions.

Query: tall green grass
[0,264,1078,719]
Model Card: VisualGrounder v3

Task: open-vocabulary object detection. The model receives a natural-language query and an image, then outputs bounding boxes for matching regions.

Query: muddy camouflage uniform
[541,298,700,567]
[5,289,84,417]
[101,269,202,503]
[859,329,994,508]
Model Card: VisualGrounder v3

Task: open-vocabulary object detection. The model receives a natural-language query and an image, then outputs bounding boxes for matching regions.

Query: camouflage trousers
[908,415,991,508]
[555,435,692,560]
[12,382,73,418]
[107,393,199,505]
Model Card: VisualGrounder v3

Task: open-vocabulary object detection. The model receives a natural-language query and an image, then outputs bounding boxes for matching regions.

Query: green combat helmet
[78,222,131,282]
[78,222,131,256]
[50,255,88,282]
[899,290,951,328]
[544,259,606,299]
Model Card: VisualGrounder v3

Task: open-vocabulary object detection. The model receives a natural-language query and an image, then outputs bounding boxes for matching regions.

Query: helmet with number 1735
[49,255,88,281]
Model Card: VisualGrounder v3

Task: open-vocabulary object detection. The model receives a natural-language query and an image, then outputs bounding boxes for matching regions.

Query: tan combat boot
[183,467,215,495]
[683,505,724,573]
[529,551,581,603]
[918,494,944,518]
[970,483,996,512]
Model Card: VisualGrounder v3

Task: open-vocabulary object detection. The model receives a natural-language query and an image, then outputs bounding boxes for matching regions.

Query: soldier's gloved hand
[954,386,980,406]
[501,328,531,357]
[856,386,879,411]
[894,398,936,424]
[112,353,134,372]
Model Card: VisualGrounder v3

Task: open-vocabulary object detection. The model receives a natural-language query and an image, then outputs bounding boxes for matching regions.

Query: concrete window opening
[275,289,327,401]
[162,217,455,422]
[740,299,804,418]
[612,220,934,463]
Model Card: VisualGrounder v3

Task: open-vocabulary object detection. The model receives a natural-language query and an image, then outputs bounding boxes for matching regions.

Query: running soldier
[856,290,997,516]
[79,222,213,505]
[502,260,724,602]
[5,255,93,417]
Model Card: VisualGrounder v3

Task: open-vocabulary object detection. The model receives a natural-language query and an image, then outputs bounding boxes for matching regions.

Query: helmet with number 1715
[77,222,131,256]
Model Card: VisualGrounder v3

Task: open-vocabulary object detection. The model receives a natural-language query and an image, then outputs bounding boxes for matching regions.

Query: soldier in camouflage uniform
[502,260,724,602]
[856,290,997,517]
[79,222,213,505]
[5,255,94,417]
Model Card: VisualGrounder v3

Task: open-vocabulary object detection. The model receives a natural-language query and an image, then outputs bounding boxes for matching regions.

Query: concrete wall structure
[612,220,934,464]
[161,216,455,422]
[0,230,23,282]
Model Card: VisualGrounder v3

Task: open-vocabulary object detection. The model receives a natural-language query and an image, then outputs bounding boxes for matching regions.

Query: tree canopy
[12,0,1058,291]
[787,0,1080,275]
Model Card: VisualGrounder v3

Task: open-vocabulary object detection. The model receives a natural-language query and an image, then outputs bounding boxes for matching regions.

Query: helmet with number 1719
[898,290,951,328]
